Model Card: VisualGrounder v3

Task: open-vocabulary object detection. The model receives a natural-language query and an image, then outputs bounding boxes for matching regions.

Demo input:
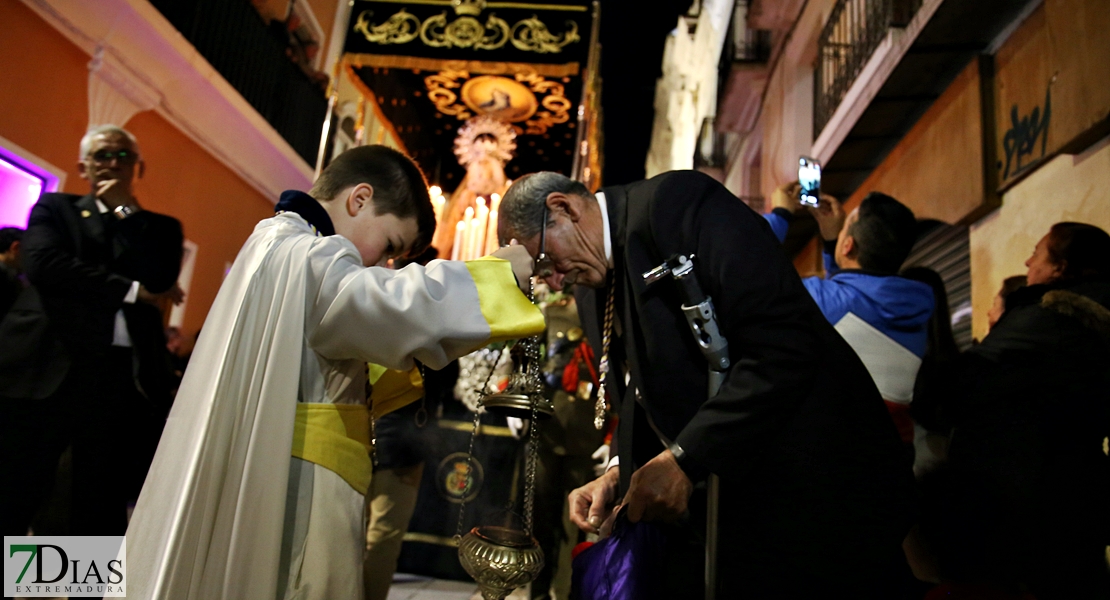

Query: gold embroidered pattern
[425,70,475,120]
[515,73,570,135]
[423,70,569,135]
[510,16,579,54]
[352,7,581,54]
[353,9,421,45]
[420,12,510,50]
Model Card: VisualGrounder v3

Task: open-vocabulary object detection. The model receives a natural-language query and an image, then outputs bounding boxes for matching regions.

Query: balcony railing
[729,0,772,63]
[149,0,327,165]
[814,0,922,136]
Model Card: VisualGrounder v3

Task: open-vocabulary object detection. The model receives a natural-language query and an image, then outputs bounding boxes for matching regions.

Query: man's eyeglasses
[89,149,138,165]
[535,204,554,279]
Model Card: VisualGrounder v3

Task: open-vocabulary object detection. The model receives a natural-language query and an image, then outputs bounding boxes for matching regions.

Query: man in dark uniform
[0,125,183,537]
[498,171,915,597]
[0,227,25,318]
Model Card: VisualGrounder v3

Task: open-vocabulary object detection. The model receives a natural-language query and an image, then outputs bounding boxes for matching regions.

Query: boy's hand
[771,181,803,213]
[491,244,534,294]
[807,193,844,241]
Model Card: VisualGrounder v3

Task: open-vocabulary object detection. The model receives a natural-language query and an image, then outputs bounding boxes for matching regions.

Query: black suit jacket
[576,172,915,578]
[0,193,182,401]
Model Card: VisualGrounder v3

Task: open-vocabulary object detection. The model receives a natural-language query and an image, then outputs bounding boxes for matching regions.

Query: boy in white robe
[123,146,544,600]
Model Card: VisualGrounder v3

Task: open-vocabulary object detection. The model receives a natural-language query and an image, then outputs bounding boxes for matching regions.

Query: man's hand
[771,181,803,213]
[808,193,844,241]
[624,449,693,524]
[491,244,534,294]
[569,466,620,534]
[138,283,185,305]
[94,179,135,210]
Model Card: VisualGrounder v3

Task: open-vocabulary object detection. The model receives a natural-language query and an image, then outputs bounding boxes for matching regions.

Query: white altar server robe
[123,212,543,600]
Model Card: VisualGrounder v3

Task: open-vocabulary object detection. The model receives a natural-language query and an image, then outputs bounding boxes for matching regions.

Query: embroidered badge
[437,452,483,504]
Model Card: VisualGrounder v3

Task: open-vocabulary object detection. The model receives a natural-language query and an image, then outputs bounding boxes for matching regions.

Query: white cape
[125,217,312,599]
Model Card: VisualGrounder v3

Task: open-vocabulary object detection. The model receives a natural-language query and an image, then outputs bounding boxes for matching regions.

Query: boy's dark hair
[0,227,23,253]
[1045,222,1110,280]
[998,275,1027,300]
[309,145,435,256]
[849,192,918,274]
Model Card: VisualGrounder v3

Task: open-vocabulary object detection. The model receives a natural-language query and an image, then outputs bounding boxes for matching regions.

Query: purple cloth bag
[570,510,668,600]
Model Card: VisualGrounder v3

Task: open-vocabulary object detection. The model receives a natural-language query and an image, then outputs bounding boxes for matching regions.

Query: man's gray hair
[80,125,141,159]
[498,171,592,242]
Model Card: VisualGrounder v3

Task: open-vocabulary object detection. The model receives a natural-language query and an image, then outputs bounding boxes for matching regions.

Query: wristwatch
[669,442,709,482]
[113,204,138,219]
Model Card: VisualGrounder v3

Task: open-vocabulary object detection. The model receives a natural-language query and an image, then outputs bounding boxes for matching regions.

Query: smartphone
[798,156,821,207]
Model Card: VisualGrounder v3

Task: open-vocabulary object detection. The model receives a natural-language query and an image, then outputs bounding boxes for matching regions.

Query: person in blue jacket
[765,183,934,444]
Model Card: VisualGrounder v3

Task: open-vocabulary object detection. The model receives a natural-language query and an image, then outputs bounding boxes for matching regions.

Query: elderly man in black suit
[0,125,183,537]
[498,171,916,598]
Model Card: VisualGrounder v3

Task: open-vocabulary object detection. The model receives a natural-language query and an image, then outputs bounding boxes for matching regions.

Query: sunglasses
[535,204,555,279]
[89,149,138,165]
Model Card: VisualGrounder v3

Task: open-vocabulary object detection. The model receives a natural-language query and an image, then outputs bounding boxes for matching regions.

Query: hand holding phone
[798,156,821,208]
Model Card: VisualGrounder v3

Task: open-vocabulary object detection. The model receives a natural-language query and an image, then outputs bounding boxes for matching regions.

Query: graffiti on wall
[1000,84,1051,180]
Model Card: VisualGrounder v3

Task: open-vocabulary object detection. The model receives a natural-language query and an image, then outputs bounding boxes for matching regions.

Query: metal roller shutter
[904,223,973,350]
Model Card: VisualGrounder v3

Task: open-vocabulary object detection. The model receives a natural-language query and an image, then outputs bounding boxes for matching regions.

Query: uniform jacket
[0,192,182,400]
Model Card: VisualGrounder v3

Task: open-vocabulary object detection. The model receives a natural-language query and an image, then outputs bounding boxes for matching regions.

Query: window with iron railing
[149,0,328,165]
[730,0,772,63]
[813,0,922,136]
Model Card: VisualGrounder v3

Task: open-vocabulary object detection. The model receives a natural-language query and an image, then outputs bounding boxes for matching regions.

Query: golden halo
[460,75,538,123]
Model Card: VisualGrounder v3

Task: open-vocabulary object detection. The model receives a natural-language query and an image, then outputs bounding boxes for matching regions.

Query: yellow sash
[368,364,424,419]
[291,403,372,495]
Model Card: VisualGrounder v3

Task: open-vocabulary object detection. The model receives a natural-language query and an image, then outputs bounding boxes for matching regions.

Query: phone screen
[798,157,821,207]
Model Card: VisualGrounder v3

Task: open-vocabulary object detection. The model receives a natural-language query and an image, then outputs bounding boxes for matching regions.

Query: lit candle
[475,198,489,258]
[485,209,499,255]
[469,215,483,261]
[451,220,465,261]
[461,207,475,261]
[432,195,444,224]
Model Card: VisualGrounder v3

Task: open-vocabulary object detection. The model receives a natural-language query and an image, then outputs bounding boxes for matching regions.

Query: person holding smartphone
[765,179,934,447]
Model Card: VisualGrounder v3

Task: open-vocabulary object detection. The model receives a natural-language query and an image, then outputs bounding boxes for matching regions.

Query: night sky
[597,0,693,185]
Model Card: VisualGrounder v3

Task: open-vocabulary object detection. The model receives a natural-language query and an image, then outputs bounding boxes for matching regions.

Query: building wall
[0,1,92,197]
[124,112,277,338]
[755,0,832,200]
[0,0,276,339]
[969,135,1110,340]
[844,59,986,223]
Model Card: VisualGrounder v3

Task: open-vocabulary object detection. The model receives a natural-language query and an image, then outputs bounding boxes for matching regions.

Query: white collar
[595,191,613,268]
[95,199,109,214]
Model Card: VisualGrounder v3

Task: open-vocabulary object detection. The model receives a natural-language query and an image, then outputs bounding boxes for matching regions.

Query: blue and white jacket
[766,209,934,405]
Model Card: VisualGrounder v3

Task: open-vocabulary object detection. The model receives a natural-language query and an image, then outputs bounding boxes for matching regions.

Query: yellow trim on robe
[464,256,546,341]
[368,363,390,386]
[291,404,373,495]
[369,365,425,419]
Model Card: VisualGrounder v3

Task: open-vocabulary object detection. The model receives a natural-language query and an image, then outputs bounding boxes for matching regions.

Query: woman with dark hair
[920,222,1110,599]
